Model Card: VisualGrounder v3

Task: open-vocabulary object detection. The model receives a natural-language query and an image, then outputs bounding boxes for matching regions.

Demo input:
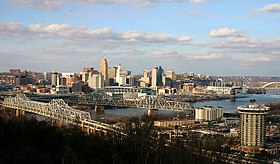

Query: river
[95,93,280,121]
[192,94,280,113]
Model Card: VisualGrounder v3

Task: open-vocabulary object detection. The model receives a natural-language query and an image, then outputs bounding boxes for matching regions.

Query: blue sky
[0,0,280,76]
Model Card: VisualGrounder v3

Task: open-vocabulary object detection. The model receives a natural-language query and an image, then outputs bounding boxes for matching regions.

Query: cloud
[11,0,206,10]
[209,27,244,37]
[187,53,223,60]
[167,0,206,3]
[12,0,64,10]
[0,22,192,47]
[233,56,272,62]
[258,3,280,13]
[152,50,178,57]
[208,36,280,55]
[178,36,192,42]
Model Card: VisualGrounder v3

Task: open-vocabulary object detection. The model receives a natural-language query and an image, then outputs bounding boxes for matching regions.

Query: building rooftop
[238,104,269,114]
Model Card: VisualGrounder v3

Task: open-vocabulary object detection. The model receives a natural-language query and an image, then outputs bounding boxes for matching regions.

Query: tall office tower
[43,72,52,83]
[162,76,172,87]
[82,67,94,83]
[126,75,135,86]
[51,72,58,86]
[143,70,151,77]
[116,64,126,86]
[238,104,269,152]
[100,57,109,86]
[109,67,117,79]
[152,66,164,87]
[166,70,176,80]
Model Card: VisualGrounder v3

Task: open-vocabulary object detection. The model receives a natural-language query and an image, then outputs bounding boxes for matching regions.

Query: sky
[0,0,280,76]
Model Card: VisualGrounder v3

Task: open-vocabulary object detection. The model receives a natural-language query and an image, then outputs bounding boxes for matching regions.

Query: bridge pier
[148,108,158,117]
[52,119,63,127]
[95,105,105,113]
[15,109,25,117]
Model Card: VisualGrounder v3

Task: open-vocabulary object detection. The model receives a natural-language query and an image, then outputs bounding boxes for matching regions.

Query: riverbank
[167,94,249,103]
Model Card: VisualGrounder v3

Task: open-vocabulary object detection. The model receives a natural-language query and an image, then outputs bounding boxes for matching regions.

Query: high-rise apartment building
[152,66,164,87]
[100,57,109,86]
[238,104,269,152]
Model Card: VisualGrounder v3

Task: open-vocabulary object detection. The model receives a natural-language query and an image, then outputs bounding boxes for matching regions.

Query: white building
[116,65,127,86]
[206,86,245,95]
[195,106,224,122]
[238,104,269,149]
[206,86,232,94]
[61,73,75,78]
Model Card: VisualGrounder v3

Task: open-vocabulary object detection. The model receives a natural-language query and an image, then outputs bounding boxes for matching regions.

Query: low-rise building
[195,106,224,122]
[154,119,196,128]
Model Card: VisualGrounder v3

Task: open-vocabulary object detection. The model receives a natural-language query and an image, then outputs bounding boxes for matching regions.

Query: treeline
[0,116,225,164]
[266,102,280,111]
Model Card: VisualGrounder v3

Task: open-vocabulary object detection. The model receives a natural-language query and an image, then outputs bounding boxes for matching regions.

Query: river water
[96,93,280,121]
[26,91,280,122]
[192,94,280,113]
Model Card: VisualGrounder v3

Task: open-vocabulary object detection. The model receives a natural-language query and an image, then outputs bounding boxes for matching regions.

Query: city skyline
[0,0,280,76]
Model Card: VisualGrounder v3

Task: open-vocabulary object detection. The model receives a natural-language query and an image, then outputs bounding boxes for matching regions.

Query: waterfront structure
[195,106,223,122]
[182,83,195,93]
[206,86,232,94]
[158,87,177,95]
[238,104,269,153]
[2,94,120,134]
[152,66,164,87]
[100,57,109,86]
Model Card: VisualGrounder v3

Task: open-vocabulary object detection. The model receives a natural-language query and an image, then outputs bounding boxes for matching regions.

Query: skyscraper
[51,72,58,86]
[238,104,269,153]
[100,57,109,86]
[166,70,176,80]
[116,64,126,86]
[152,66,164,87]
[88,73,104,88]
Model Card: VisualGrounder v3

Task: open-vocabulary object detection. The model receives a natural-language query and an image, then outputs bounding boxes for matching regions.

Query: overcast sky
[0,0,280,76]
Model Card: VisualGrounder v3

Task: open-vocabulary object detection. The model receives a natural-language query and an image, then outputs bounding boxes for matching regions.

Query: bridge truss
[76,90,193,111]
[2,94,121,134]
[261,82,280,88]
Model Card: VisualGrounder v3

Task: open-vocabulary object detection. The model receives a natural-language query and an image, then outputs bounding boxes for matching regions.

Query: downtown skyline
[0,0,280,76]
